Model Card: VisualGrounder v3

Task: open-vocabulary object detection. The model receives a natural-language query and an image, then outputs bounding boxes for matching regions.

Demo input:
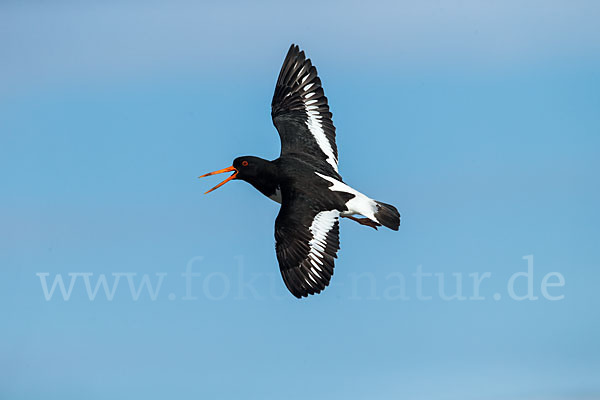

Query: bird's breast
[268,187,282,204]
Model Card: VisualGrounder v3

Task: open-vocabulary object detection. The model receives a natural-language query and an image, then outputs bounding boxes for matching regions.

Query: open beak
[198,166,238,194]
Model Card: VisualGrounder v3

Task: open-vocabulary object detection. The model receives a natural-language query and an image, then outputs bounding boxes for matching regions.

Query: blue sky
[1,1,599,399]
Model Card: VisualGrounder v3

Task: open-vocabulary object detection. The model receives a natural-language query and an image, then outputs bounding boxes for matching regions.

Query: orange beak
[198,166,238,194]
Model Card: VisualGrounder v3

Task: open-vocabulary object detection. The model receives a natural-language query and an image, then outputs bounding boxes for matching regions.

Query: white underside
[315,172,379,222]
[268,187,282,204]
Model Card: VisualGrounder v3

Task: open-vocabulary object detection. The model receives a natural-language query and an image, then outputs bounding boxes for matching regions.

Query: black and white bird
[199,44,400,298]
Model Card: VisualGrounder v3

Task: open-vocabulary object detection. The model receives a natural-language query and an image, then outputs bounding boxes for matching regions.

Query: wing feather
[275,204,340,298]
[271,44,338,172]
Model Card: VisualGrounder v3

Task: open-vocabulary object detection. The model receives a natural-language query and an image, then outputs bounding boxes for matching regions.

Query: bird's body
[199,44,400,298]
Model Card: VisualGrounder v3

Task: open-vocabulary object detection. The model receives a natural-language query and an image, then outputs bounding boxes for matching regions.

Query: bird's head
[198,156,271,194]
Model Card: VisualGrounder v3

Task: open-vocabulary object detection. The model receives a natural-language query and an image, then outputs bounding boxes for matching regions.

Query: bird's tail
[374,201,400,231]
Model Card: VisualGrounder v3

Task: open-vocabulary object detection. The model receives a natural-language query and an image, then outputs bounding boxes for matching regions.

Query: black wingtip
[287,43,300,56]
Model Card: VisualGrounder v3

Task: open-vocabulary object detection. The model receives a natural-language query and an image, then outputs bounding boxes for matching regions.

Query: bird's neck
[246,161,281,200]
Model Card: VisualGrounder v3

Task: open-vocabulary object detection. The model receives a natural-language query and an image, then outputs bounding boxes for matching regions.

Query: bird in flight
[199,44,400,298]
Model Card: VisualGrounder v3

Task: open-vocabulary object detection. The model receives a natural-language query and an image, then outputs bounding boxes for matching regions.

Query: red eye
[242,161,249,167]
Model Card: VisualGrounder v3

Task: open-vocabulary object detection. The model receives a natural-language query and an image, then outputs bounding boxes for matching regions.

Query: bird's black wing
[271,44,338,173]
[275,193,340,298]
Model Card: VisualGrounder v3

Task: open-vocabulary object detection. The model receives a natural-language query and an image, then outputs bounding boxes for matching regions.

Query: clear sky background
[1,1,599,399]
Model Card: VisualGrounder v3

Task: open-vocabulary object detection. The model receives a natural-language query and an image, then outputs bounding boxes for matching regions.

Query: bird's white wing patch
[303,87,338,172]
[306,210,339,282]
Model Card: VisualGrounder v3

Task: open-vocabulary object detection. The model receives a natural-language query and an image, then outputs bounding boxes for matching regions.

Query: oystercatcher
[199,44,400,298]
